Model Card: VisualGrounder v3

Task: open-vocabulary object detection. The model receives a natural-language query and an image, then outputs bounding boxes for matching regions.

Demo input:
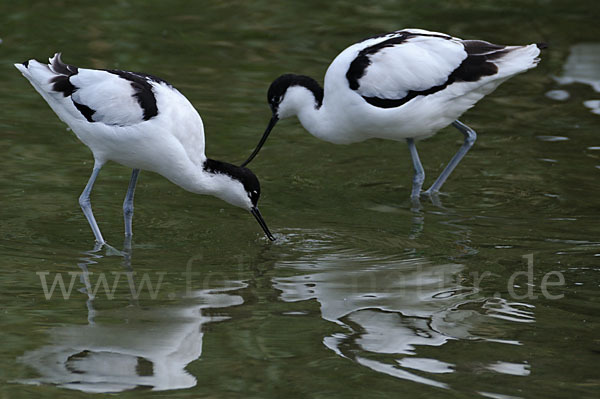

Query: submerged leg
[406,138,425,199]
[79,163,105,244]
[123,169,140,237]
[406,139,425,199]
[424,120,477,196]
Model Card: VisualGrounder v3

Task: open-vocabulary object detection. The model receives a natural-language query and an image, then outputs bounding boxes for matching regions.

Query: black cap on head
[267,74,324,114]
[203,159,274,240]
[204,158,260,205]
[240,74,324,168]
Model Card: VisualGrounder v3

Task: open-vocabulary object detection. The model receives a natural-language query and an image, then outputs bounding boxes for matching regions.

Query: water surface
[1,1,599,398]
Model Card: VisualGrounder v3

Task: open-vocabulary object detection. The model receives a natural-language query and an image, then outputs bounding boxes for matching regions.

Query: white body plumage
[242,28,543,198]
[285,29,541,144]
[15,54,275,242]
[16,58,206,192]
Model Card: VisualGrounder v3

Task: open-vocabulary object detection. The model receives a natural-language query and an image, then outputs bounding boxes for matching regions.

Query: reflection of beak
[240,115,279,167]
[251,207,276,241]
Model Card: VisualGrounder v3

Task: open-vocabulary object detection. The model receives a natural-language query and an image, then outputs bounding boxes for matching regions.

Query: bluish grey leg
[123,169,140,237]
[424,120,477,196]
[79,164,105,244]
[406,138,425,199]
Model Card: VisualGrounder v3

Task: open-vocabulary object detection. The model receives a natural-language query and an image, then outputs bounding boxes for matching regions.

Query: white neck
[159,158,252,211]
[277,86,335,142]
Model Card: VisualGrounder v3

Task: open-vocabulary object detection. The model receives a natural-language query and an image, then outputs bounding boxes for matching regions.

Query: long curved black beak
[240,115,278,167]
[251,207,276,241]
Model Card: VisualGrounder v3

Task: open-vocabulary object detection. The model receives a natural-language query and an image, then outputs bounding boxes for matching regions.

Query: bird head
[240,74,323,167]
[203,159,275,241]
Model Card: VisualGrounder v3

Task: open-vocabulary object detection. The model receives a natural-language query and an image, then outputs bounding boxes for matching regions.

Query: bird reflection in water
[273,237,535,390]
[17,239,245,393]
[548,43,600,115]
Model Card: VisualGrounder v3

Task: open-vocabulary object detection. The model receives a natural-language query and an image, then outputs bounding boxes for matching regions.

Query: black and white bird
[15,54,275,244]
[241,28,544,199]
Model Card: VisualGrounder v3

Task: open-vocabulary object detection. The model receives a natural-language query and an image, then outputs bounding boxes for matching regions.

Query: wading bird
[16,54,275,243]
[242,29,544,199]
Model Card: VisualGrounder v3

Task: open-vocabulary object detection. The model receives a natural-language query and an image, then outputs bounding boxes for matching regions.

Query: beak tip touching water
[251,207,276,241]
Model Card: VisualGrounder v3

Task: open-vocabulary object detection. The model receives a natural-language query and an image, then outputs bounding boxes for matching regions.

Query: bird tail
[14,53,75,89]
[15,53,81,125]
[493,43,543,77]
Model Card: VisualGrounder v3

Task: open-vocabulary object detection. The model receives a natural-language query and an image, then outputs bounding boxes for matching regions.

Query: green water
[1,1,599,398]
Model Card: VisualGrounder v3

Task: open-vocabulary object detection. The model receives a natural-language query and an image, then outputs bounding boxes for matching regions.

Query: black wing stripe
[51,75,76,97]
[346,32,455,90]
[47,55,97,122]
[362,80,451,108]
[106,70,166,120]
[72,100,96,122]
[48,55,172,123]
[346,33,414,90]
[352,36,505,109]
[49,54,79,98]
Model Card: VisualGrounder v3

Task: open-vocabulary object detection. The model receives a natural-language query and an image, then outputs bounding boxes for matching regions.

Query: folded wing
[346,30,532,109]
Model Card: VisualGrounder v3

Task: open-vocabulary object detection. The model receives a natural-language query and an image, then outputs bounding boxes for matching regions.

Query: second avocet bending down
[16,54,275,243]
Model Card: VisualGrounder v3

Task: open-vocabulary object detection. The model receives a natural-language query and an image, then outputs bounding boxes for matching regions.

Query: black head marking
[203,158,261,206]
[105,70,171,121]
[267,74,323,113]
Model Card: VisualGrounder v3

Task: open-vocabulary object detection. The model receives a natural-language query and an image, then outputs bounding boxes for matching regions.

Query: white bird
[15,54,275,243]
[241,28,545,199]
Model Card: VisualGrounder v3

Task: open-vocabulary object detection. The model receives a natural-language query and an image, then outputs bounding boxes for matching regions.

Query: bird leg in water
[424,120,477,196]
[123,169,140,237]
[78,164,105,244]
[406,138,425,199]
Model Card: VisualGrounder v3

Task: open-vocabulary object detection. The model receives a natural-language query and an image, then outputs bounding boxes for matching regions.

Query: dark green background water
[1,1,599,398]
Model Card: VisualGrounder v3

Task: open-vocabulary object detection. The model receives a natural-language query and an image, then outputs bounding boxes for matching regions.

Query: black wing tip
[72,101,96,122]
[536,42,548,50]
[50,53,78,76]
